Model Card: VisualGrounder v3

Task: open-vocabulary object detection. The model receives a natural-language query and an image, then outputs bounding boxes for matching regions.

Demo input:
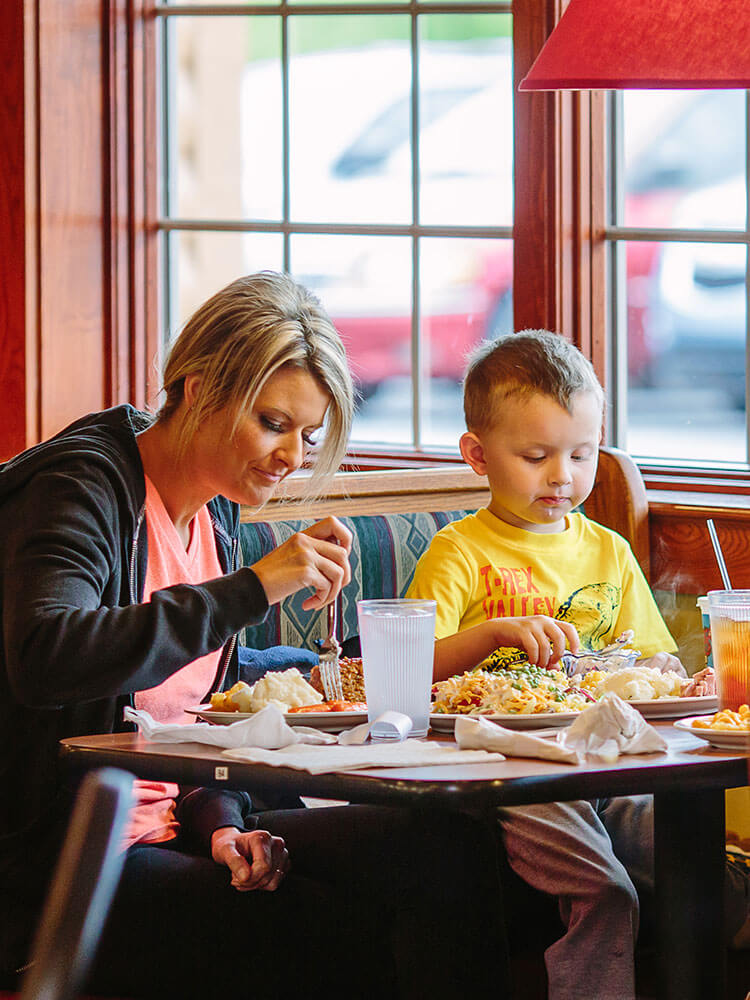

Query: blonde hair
[463,329,604,433]
[157,271,354,485]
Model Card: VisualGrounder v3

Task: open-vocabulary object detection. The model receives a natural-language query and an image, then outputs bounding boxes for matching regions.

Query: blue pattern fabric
[238,644,319,683]
[239,510,472,654]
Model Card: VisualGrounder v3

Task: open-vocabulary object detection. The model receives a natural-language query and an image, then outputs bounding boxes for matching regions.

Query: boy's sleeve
[405,532,474,639]
[615,544,678,658]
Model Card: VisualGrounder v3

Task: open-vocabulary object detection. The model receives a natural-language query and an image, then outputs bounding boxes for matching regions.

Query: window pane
[288,16,412,225]
[418,15,513,227]
[420,236,512,446]
[289,231,412,397]
[168,17,284,221]
[160,6,514,455]
[621,90,746,230]
[624,240,747,464]
[165,231,283,339]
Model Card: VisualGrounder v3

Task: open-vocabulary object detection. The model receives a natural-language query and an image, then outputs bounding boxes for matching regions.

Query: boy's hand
[492,615,580,669]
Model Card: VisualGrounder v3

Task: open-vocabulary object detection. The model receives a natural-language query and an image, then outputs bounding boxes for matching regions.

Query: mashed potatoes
[249,669,323,712]
[591,666,684,701]
[209,669,323,713]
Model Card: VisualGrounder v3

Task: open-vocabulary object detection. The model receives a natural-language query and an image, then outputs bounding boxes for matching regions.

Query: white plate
[429,694,719,733]
[429,711,580,733]
[629,694,718,719]
[674,716,750,750]
[187,705,367,734]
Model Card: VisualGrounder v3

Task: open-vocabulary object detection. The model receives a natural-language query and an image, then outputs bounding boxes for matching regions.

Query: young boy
[406,330,681,1000]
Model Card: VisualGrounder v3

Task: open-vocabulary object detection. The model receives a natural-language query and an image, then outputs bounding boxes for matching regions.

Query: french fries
[692,704,750,731]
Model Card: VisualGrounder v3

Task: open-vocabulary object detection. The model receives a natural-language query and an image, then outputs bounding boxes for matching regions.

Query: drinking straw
[707,519,732,589]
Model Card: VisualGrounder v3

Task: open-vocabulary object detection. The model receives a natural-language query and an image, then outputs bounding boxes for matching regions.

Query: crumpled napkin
[123,704,336,749]
[454,715,582,764]
[223,740,507,774]
[560,693,668,762]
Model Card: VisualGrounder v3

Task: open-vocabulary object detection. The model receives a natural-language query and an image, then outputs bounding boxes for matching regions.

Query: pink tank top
[123,475,224,849]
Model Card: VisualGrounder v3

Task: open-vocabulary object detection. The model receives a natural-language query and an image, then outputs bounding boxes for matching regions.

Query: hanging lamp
[520,0,750,91]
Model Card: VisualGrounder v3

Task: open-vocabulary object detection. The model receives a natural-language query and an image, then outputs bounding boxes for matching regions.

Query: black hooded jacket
[0,406,270,969]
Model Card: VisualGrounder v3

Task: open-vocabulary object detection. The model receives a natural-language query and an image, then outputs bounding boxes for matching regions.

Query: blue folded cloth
[238,645,318,684]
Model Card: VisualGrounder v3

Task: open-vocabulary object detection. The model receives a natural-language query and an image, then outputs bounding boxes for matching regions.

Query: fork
[560,630,639,677]
[317,598,344,702]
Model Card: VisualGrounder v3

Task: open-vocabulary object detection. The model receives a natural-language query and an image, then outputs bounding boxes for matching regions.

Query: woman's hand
[491,615,581,669]
[251,516,352,610]
[211,826,290,892]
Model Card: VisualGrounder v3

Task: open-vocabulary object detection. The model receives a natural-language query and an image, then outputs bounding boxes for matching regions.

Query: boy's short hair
[463,329,604,432]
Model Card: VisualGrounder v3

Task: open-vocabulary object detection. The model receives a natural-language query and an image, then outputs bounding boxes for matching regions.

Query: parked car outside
[647,174,746,406]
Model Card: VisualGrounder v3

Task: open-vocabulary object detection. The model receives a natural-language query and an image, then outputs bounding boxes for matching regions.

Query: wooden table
[61,721,750,1000]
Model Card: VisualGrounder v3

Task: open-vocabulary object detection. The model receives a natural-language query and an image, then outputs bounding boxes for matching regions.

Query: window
[606,89,750,468]
[156,1,513,454]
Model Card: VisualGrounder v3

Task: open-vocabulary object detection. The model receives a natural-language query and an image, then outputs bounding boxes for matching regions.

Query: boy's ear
[459,431,488,475]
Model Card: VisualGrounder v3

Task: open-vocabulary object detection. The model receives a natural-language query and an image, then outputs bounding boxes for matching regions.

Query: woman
[0,272,503,999]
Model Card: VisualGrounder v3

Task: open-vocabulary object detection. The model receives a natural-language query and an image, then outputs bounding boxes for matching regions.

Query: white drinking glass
[357,598,437,739]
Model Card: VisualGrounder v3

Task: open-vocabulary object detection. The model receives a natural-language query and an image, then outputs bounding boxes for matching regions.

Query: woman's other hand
[211,826,290,892]
[251,515,352,610]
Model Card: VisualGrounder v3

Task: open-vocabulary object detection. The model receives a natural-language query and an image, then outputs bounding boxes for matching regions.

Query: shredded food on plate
[431,666,590,716]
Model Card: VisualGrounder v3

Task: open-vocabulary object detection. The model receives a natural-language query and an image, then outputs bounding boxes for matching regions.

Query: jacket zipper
[129,504,146,605]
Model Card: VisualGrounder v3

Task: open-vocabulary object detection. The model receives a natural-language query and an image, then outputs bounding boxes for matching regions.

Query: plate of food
[431,665,593,719]
[187,703,368,733]
[191,668,367,733]
[429,710,580,733]
[629,694,719,719]
[674,714,750,750]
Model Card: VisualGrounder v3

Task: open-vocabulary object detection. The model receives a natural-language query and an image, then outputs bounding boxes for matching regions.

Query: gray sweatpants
[498,795,654,1000]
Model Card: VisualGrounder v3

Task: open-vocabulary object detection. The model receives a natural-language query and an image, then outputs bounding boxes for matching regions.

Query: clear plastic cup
[357,599,436,739]
[708,590,750,711]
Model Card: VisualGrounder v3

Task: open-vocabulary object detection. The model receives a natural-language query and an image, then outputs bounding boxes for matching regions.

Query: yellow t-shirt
[406,508,676,665]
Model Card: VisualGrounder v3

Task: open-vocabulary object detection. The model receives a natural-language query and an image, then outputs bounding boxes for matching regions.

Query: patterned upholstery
[240,510,472,652]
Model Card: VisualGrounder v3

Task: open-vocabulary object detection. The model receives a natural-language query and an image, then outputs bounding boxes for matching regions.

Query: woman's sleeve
[175,788,258,854]
[3,461,269,707]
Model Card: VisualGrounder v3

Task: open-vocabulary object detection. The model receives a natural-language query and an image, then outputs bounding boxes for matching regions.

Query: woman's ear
[459,431,488,476]
[183,374,202,409]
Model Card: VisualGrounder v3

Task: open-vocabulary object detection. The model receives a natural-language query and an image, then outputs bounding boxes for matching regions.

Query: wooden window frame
[1,0,749,594]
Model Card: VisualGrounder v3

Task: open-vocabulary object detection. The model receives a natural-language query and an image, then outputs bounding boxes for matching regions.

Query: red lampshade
[520,0,750,90]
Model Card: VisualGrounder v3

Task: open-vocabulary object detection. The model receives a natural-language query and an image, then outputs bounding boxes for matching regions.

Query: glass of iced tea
[708,590,750,711]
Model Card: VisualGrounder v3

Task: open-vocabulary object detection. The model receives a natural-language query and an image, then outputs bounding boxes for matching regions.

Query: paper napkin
[223,739,507,774]
[338,710,413,745]
[123,704,336,749]
[454,715,582,764]
[560,693,668,762]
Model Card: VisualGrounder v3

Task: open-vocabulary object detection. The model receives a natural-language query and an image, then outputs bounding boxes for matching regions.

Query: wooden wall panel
[0,1,33,458]
[650,503,750,594]
[37,0,106,440]
[0,0,156,459]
